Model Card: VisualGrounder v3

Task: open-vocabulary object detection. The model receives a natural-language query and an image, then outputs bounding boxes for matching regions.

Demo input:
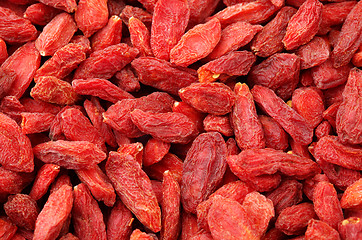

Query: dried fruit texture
[49,105,82,141]
[151,180,163,204]
[11,233,27,240]
[242,192,275,238]
[29,164,60,200]
[143,138,170,167]
[0,217,17,240]
[1,41,41,99]
[181,132,227,213]
[74,43,139,80]
[292,87,324,129]
[24,3,62,26]
[150,0,190,61]
[188,0,220,26]
[35,43,87,80]
[30,76,79,105]
[208,193,274,240]
[131,109,197,144]
[232,83,265,150]
[228,148,320,182]
[170,18,221,67]
[61,107,106,150]
[0,69,16,100]
[207,197,256,240]
[266,179,303,215]
[303,174,329,201]
[259,115,289,151]
[315,120,333,140]
[131,57,198,95]
[35,12,77,56]
[248,53,300,100]
[173,101,205,133]
[305,219,341,240]
[128,17,152,57]
[106,200,133,240]
[91,15,122,52]
[75,0,108,38]
[252,85,314,145]
[21,98,61,115]
[20,112,55,134]
[352,46,362,67]
[313,181,344,229]
[118,142,144,166]
[283,0,322,50]
[0,38,7,65]
[114,66,141,93]
[33,140,106,170]
[33,184,73,240]
[83,98,117,147]
[322,102,340,129]
[59,233,80,240]
[73,78,134,103]
[179,82,235,115]
[190,231,213,240]
[50,174,72,194]
[295,36,330,70]
[144,153,183,183]
[72,183,107,240]
[105,152,161,232]
[0,112,34,172]
[311,58,351,90]
[290,138,311,159]
[180,212,199,240]
[338,217,362,240]
[318,1,357,35]
[340,178,362,210]
[336,68,362,144]
[323,84,345,107]
[38,0,77,13]
[70,34,92,54]
[161,171,181,240]
[331,1,362,68]
[210,0,279,27]
[196,181,253,231]
[0,7,37,44]
[275,203,317,235]
[120,6,153,28]
[207,22,262,61]
[103,92,174,138]
[251,6,297,58]
[198,51,256,83]
[130,229,154,240]
[4,194,39,230]
[203,114,233,137]
[0,167,34,202]
[76,165,116,207]
[314,135,362,171]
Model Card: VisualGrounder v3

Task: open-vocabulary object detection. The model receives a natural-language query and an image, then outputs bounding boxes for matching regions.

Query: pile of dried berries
[0,0,361,239]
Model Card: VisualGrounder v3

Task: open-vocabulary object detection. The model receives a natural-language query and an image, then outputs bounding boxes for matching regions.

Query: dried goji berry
[38,0,77,13]
[74,0,108,38]
[33,140,106,170]
[248,53,300,100]
[143,138,170,167]
[33,184,73,240]
[181,132,227,213]
[295,36,330,70]
[91,15,123,52]
[129,17,152,57]
[29,163,60,200]
[340,178,362,210]
[72,183,107,240]
[0,112,34,172]
[0,7,37,44]
[252,85,314,145]
[150,0,190,61]
[170,18,221,67]
[188,0,220,26]
[105,152,161,232]
[106,199,133,240]
[4,194,39,230]
[305,219,341,240]
[282,0,322,50]
[203,114,234,137]
[144,153,183,183]
[76,165,116,207]
[20,112,55,135]
[0,217,17,240]
[24,3,62,26]
[117,142,144,166]
[259,115,289,151]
